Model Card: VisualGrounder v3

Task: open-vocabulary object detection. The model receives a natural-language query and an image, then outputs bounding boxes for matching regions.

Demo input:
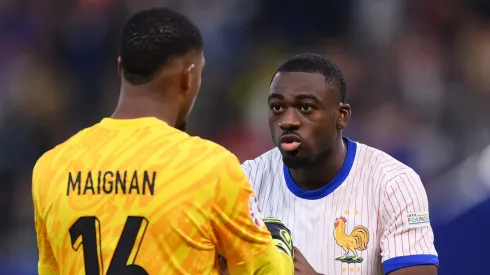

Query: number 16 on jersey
[69,216,149,275]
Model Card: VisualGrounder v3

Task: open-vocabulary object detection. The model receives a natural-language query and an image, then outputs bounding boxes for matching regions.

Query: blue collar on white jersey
[283,137,357,200]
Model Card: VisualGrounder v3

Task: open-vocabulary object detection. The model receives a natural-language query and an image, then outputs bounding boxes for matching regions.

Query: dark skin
[112,51,205,130]
[268,72,436,275]
[220,72,437,275]
[268,72,349,190]
[294,247,320,275]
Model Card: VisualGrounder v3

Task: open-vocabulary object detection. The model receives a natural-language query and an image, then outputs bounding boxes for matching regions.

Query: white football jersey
[242,138,438,275]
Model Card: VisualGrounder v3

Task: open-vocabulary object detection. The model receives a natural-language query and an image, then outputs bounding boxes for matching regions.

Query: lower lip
[280,141,301,152]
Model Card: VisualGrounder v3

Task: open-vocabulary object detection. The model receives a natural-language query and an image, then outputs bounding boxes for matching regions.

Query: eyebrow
[268,93,284,102]
[294,94,320,102]
[268,93,320,103]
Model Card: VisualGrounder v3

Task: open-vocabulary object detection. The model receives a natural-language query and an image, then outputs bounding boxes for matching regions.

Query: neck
[289,137,347,190]
[111,85,180,127]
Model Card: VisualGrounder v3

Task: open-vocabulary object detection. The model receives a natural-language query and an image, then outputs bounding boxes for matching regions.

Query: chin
[281,152,312,169]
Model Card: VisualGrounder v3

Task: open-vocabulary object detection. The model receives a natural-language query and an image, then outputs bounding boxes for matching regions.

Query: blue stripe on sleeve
[383,254,439,274]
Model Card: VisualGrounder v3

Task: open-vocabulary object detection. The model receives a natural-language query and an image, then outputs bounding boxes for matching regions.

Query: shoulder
[188,138,254,194]
[355,142,422,189]
[32,126,94,211]
[34,127,93,178]
[185,136,244,175]
[135,124,237,170]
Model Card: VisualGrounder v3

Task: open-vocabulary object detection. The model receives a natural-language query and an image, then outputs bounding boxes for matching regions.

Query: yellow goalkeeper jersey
[32,117,292,275]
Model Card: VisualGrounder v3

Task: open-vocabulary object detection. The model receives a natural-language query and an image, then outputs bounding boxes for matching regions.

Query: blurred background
[1,0,489,274]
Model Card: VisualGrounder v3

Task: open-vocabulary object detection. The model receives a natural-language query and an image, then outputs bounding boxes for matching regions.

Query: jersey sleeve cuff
[382,254,439,274]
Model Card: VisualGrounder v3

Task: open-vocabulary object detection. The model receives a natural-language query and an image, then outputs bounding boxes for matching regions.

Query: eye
[299,104,314,112]
[270,104,283,113]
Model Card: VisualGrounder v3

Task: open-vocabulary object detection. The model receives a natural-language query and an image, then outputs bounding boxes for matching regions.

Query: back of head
[116,8,204,131]
[120,7,204,85]
[275,53,347,103]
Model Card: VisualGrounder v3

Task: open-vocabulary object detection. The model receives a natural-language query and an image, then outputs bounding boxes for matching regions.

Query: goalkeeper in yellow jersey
[32,7,293,275]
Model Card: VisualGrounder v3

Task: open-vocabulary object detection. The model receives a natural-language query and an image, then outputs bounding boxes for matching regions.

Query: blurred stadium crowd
[1,0,490,274]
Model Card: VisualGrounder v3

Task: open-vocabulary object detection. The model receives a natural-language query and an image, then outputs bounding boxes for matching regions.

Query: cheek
[189,96,197,111]
[268,116,275,127]
[268,114,279,126]
[182,92,198,118]
[303,122,334,147]
[189,75,201,101]
[268,117,281,137]
[193,75,201,91]
[268,118,276,130]
[197,75,202,88]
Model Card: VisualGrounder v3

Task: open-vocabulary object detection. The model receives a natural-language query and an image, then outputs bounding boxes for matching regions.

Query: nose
[279,109,301,130]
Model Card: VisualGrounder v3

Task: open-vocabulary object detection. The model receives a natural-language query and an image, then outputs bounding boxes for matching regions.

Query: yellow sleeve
[33,159,59,275]
[212,153,293,274]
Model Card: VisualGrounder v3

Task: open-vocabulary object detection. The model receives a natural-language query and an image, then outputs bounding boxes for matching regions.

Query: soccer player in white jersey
[240,53,439,275]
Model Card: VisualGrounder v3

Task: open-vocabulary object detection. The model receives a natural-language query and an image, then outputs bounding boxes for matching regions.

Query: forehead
[270,72,331,99]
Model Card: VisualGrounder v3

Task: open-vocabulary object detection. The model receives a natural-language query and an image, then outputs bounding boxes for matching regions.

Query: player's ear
[117,56,123,77]
[336,103,351,130]
[180,63,195,93]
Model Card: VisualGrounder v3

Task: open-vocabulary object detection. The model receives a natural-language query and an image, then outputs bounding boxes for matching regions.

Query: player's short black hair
[120,8,203,85]
[275,53,347,103]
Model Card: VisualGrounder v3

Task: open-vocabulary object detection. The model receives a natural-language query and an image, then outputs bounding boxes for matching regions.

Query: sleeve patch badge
[248,193,264,229]
[406,212,430,228]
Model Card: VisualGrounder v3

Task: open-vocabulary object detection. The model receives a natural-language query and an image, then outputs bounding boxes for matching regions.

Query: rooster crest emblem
[333,216,370,264]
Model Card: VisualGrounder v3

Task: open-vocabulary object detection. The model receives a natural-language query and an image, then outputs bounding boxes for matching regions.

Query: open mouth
[279,134,302,152]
